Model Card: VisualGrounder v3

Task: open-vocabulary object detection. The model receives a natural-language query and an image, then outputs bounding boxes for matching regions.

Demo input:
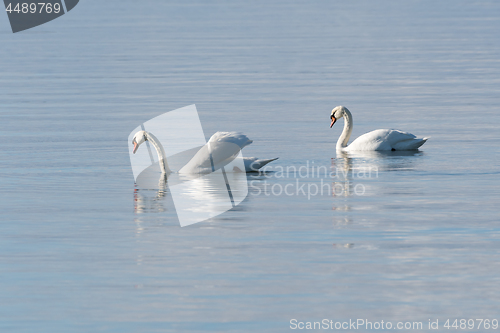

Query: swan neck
[336,108,353,150]
[145,132,171,174]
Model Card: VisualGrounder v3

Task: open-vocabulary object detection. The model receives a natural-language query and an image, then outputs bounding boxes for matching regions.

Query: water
[1,1,500,332]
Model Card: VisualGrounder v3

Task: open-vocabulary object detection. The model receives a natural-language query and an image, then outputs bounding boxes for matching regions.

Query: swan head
[132,131,147,154]
[330,106,348,128]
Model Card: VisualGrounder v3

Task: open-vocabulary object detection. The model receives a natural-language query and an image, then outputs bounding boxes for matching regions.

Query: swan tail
[392,137,428,150]
[413,139,427,149]
[244,157,279,172]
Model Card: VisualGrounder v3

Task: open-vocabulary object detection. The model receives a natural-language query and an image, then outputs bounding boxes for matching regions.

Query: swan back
[208,131,253,149]
[179,132,252,174]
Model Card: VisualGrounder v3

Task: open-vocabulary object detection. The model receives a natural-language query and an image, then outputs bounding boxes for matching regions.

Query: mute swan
[330,106,428,151]
[132,130,278,175]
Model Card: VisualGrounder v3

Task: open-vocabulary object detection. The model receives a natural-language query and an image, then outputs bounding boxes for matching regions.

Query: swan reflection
[332,243,354,249]
[134,166,248,227]
[330,155,354,198]
[134,187,168,214]
[330,149,425,220]
[336,150,424,172]
[131,135,250,227]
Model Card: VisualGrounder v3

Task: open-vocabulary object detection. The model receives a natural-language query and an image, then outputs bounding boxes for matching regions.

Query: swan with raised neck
[330,106,353,150]
[330,105,428,151]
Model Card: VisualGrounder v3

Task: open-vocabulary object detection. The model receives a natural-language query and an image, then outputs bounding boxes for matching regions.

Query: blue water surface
[1,1,499,332]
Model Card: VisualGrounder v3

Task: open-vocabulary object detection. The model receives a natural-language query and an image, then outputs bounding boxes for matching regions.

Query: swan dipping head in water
[132,130,171,175]
[330,106,429,152]
[132,131,147,154]
[132,130,278,174]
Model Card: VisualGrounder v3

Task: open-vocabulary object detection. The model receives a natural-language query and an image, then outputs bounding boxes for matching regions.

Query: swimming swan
[330,106,428,151]
[132,130,278,175]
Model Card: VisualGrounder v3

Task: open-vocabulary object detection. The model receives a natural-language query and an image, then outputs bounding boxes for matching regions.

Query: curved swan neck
[336,107,353,150]
[145,132,171,174]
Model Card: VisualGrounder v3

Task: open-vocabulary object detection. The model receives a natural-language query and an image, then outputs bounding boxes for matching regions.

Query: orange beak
[330,117,336,128]
[133,141,138,154]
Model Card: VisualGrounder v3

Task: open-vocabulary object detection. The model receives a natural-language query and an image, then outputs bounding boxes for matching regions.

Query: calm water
[1,1,500,332]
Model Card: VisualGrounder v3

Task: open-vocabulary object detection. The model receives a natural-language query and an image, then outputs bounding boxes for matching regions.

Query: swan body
[131,130,278,175]
[330,106,428,151]
[205,132,278,172]
[208,131,253,148]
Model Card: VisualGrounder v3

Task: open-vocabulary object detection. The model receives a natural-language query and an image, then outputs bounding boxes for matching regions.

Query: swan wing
[178,144,213,173]
[208,131,253,149]
[385,130,428,150]
[179,132,253,173]
[346,129,427,151]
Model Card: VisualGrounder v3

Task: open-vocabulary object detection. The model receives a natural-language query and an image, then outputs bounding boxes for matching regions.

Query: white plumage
[132,130,278,175]
[330,106,428,151]
[208,131,253,148]
[181,131,277,173]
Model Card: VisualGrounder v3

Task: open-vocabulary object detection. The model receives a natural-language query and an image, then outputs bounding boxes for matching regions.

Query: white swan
[330,106,428,151]
[132,130,278,175]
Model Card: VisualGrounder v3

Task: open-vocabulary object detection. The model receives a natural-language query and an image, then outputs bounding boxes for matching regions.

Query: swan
[131,130,278,175]
[330,106,428,151]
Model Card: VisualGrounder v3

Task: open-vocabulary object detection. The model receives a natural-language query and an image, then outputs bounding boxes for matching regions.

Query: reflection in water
[331,150,424,225]
[134,168,248,227]
[336,150,424,172]
[331,156,354,198]
[330,155,354,224]
[134,187,168,214]
[332,216,352,226]
[332,243,355,249]
[170,170,248,227]
[132,150,425,227]
[134,186,171,235]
